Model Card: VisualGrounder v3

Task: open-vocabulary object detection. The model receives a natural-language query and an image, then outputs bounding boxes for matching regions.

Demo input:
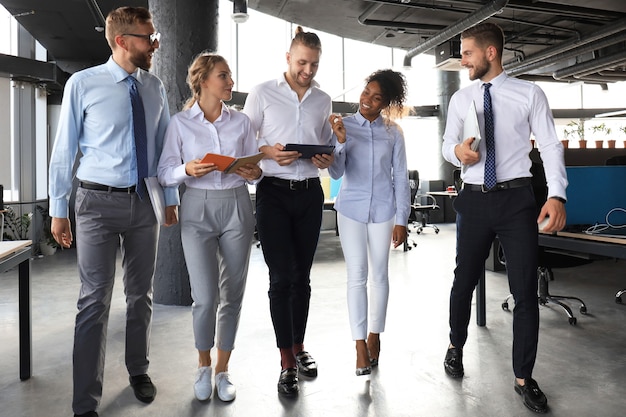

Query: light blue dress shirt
[441,71,567,199]
[49,56,177,218]
[329,112,410,226]
[158,101,260,189]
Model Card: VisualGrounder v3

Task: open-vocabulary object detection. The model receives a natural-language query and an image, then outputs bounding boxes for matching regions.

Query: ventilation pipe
[553,49,626,80]
[505,17,626,76]
[402,0,509,68]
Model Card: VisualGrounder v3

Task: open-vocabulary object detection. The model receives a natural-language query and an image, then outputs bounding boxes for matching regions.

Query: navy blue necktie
[483,83,496,189]
[127,76,148,198]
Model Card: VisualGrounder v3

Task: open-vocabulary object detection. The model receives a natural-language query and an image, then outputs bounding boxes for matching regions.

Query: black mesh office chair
[606,154,626,303]
[405,170,419,250]
[409,170,440,235]
[501,161,591,325]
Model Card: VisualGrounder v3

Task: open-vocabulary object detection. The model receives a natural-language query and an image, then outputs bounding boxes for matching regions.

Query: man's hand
[260,144,300,166]
[454,137,480,166]
[51,217,72,248]
[164,206,178,227]
[312,152,334,169]
[537,198,566,233]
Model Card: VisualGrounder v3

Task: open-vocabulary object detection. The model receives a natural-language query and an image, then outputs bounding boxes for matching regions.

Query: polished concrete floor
[1,223,626,417]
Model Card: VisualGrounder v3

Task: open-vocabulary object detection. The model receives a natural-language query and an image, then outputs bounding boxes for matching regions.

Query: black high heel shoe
[356,341,372,376]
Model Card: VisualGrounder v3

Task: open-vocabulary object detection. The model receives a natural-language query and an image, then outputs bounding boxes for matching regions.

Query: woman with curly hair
[328,69,410,376]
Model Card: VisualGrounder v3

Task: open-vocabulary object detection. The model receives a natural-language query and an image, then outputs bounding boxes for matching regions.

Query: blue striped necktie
[126,76,148,198]
[483,82,496,189]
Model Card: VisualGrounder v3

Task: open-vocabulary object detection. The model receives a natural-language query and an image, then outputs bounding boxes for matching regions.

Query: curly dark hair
[365,69,408,120]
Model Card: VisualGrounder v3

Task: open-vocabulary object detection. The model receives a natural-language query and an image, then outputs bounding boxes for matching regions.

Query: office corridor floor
[1,223,625,417]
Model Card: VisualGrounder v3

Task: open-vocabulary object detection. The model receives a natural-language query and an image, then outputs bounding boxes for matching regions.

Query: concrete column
[150,0,219,305]
[437,70,461,186]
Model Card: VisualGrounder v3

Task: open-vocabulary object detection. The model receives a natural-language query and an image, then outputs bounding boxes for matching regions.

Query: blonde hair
[183,52,228,110]
[105,7,152,50]
[290,26,322,53]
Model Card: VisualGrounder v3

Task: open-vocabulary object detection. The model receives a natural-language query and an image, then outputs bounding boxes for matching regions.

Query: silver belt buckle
[289,180,297,190]
[481,184,490,193]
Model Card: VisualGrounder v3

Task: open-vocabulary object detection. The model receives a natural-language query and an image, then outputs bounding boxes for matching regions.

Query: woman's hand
[235,163,263,181]
[329,114,346,143]
[185,159,218,177]
[392,225,407,248]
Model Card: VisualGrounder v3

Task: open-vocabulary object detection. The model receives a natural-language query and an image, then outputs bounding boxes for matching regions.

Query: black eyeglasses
[122,32,161,45]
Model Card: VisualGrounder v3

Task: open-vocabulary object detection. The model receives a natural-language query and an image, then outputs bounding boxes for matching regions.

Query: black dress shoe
[295,351,318,377]
[74,412,98,417]
[129,373,157,403]
[277,368,299,396]
[443,347,464,378]
[515,378,548,413]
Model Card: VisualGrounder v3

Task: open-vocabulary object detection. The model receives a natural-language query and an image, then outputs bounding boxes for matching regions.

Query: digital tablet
[284,144,335,159]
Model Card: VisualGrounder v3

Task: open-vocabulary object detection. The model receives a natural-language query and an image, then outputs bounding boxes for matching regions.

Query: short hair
[183,52,228,110]
[105,6,153,50]
[290,26,322,53]
[365,69,408,121]
[460,22,504,57]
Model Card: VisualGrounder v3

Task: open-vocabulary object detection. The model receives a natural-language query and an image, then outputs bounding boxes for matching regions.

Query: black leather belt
[463,177,531,193]
[266,176,320,191]
[79,181,136,193]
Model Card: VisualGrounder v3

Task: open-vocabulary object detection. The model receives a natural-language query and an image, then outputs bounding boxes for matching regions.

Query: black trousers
[255,177,323,348]
[450,184,539,379]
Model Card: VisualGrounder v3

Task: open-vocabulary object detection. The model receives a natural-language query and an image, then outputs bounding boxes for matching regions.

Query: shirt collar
[355,110,383,126]
[106,56,145,85]
[189,101,231,122]
[481,71,507,90]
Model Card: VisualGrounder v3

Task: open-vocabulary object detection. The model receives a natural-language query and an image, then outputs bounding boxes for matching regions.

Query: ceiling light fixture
[232,0,249,24]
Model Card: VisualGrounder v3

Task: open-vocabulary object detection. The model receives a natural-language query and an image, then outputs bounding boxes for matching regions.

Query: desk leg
[476,268,486,327]
[18,258,31,380]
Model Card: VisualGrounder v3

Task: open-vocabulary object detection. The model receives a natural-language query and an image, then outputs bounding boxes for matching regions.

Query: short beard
[469,59,489,81]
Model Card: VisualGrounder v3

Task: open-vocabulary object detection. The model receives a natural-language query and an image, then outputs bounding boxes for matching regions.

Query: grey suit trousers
[72,187,158,414]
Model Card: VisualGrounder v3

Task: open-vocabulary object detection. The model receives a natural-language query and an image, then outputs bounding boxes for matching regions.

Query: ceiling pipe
[553,49,626,80]
[85,0,105,31]
[505,17,626,75]
[402,0,509,68]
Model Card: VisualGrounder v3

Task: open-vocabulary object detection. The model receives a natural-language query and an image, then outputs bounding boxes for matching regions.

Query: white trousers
[337,213,394,341]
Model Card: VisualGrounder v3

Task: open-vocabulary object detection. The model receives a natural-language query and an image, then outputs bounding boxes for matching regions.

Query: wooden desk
[476,231,626,326]
[0,240,33,380]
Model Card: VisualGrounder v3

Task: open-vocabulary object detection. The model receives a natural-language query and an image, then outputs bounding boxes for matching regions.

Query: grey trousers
[181,186,254,352]
[72,188,158,414]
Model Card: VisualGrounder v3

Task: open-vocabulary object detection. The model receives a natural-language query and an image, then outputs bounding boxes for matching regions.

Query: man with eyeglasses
[48,7,178,417]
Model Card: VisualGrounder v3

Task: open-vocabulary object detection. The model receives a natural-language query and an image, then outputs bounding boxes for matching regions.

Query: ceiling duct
[505,17,626,76]
[553,49,626,80]
[403,0,509,68]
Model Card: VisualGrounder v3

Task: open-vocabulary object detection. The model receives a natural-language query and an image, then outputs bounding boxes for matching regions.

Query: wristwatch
[549,196,566,204]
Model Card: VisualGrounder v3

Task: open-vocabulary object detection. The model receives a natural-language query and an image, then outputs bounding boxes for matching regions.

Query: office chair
[501,161,591,325]
[408,170,440,235]
[605,155,626,304]
[405,170,419,250]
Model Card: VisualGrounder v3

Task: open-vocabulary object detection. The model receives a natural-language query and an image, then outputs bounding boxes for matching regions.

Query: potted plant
[591,122,612,148]
[1,206,32,241]
[36,205,60,255]
[564,120,586,149]
[619,125,626,148]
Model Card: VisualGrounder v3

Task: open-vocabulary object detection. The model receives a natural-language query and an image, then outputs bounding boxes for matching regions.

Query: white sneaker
[215,372,236,402]
[194,366,212,401]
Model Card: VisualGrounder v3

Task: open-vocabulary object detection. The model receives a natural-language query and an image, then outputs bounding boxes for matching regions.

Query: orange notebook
[200,152,264,174]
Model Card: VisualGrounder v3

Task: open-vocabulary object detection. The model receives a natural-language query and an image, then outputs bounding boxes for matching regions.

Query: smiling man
[48,6,178,417]
[243,26,333,397]
[441,22,567,414]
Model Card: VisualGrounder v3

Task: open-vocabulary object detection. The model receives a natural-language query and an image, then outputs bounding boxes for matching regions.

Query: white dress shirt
[158,102,259,190]
[442,71,567,200]
[243,74,333,180]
